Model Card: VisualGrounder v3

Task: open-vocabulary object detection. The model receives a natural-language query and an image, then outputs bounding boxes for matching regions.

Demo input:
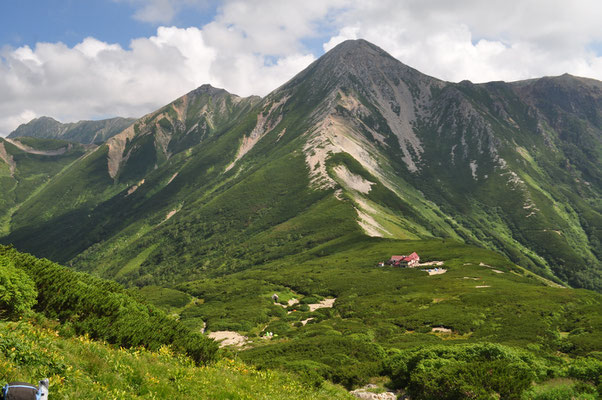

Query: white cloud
[116,0,208,24]
[0,25,316,135]
[1,0,602,135]
[323,0,602,83]
[0,28,216,134]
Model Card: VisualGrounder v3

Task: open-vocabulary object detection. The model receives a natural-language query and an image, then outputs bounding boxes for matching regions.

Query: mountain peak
[327,39,392,57]
[190,84,229,96]
[278,38,435,97]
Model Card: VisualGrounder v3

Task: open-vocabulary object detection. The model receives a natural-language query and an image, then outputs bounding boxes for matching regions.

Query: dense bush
[568,357,602,385]
[241,335,386,389]
[0,258,37,319]
[0,245,218,364]
[384,343,549,400]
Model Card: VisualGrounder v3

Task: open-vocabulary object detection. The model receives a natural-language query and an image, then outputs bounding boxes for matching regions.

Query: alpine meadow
[0,39,600,399]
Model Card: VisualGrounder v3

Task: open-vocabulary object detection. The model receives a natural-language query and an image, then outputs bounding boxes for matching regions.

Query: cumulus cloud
[0,25,315,135]
[324,0,602,83]
[1,0,602,135]
[0,28,216,134]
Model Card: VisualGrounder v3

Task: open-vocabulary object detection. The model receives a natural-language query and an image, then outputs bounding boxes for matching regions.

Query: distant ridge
[8,115,136,144]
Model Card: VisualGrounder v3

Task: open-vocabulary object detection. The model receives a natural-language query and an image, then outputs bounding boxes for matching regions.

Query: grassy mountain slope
[2,237,600,399]
[0,39,600,293]
[0,244,350,398]
[0,245,218,364]
[8,116,136,144]
[0,137,90,236]
[0,321,353,400]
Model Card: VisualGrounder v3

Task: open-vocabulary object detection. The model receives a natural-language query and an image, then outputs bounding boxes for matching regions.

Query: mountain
[1,39,601,398]
[8,115,136,144]
[2,39,599,290]
[0,136,91,235]
[0,245,351,399]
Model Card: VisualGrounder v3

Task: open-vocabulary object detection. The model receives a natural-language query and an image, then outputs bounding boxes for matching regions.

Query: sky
[1,0,601,136]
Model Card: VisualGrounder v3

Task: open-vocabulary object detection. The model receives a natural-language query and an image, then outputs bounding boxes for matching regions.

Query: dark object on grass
[1,379,48,400]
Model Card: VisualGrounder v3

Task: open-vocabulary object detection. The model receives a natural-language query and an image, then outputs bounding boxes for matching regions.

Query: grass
[153,236,602,389]
[0,320,352,399]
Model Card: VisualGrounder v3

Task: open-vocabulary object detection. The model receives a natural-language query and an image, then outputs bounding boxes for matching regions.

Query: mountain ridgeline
[1,39,600,291]
[8,116,136,144]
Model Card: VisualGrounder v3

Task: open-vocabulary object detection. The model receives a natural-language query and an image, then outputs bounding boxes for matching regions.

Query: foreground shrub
[0,259,37,319]
[0,245,218,364]
[384,343,548,400]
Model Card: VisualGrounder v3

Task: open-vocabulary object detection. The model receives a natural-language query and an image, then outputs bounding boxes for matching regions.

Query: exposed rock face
[105,84,260,180]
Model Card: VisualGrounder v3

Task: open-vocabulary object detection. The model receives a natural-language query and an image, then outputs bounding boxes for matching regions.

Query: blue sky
[1,0,208,48]
[0,0,601,135]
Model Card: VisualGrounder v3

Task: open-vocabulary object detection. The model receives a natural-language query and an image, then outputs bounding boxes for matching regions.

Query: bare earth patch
[422,268,447,275]
[275,298,298,308]
[350,385,397,400]
[355,208,390,237]
[333,164,374,193]
[308,298,336,312]
[432,327,452,333]
[207,331,248,348]
[492,269,504,274]
[126,179,145,196]
[164,209,178,221]
[417,261,444,267]
[300,317,314,326]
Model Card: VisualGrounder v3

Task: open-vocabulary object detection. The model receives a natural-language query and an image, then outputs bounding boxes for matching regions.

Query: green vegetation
[164,237,601,395]
[0,137,88,236]
[0,258,37,319]
[8,116,135,144]
[0,245,218,364]
[0,39,600,399]
[0,320,352,399]
[384,343,601,400]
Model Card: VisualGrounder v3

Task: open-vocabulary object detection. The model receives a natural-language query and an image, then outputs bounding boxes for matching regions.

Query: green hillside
[2,243,601,399]
[1,40,599,292]
[0,137,90,236]
[0,321,352,400]
[0,39,601,398]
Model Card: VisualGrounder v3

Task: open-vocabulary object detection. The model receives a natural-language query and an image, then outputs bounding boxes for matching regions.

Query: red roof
[389,252,420,263]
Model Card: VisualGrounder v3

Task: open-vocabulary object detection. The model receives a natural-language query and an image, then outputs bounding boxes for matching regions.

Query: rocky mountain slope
[1,39,600,290]
[8,116,136,144]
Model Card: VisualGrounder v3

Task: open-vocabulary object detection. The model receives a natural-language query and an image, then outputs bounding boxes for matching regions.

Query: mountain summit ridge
[1,38,600,290]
